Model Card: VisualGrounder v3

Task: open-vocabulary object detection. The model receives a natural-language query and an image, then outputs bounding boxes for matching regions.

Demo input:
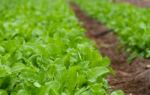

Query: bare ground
[116,0,150,7]
[70,3,150,95]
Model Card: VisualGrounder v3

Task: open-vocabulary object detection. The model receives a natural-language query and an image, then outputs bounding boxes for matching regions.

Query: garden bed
[71,3,150,95]
[116,0,150,7]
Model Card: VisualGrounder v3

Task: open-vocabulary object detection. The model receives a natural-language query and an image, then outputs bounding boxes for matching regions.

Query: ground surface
[116,0,150,7]
[70,2,150,95]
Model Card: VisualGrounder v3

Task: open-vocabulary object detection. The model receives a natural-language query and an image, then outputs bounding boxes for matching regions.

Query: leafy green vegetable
[0,0,112,94]
[75,0,150,58]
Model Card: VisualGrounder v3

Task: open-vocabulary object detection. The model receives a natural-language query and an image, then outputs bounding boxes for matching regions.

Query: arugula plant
[75,0,150,59]
[0,0,115,95]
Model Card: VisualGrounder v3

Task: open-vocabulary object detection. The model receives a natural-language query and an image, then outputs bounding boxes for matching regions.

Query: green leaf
[111,90,124,95]
[33,82,41,88]
[11,63,26,73]
[16,89,29,95]
[88,67,110,82]
[0,46,5,54]
[0,65,11,78]
[0,89,7,95]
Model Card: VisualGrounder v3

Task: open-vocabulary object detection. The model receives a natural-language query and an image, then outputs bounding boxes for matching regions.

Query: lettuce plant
[75,0,150,59]
[0,0,113,95]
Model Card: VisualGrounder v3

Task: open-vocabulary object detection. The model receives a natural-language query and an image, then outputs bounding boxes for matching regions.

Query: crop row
[75,0,150,59]
[0,0,118,95]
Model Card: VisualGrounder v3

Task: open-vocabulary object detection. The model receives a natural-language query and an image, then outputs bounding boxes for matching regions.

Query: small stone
[146,65,150,68]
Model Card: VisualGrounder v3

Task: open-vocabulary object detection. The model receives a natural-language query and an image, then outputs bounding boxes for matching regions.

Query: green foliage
[0,0,112,94]
[111,90,124,95]
[75,0,150,58]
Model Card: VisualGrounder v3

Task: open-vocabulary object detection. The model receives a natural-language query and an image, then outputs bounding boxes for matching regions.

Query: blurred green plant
[75,0,150,59]
[0,0,114,94]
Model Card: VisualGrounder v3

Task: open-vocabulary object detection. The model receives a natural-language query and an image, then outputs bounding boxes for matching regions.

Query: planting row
[0,0,122,95]
[75,0,150,59]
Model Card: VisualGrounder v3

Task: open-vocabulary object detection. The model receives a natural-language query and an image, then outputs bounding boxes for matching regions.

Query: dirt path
[70,3,150,95]
[116,0,150,7]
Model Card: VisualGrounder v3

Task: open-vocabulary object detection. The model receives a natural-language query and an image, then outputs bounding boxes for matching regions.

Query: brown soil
[70,3,150,95]
[116,0,150,7]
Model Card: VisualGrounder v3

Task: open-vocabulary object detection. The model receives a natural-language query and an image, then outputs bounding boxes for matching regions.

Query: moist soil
[70,3,150,95]
[116,0,150,7]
